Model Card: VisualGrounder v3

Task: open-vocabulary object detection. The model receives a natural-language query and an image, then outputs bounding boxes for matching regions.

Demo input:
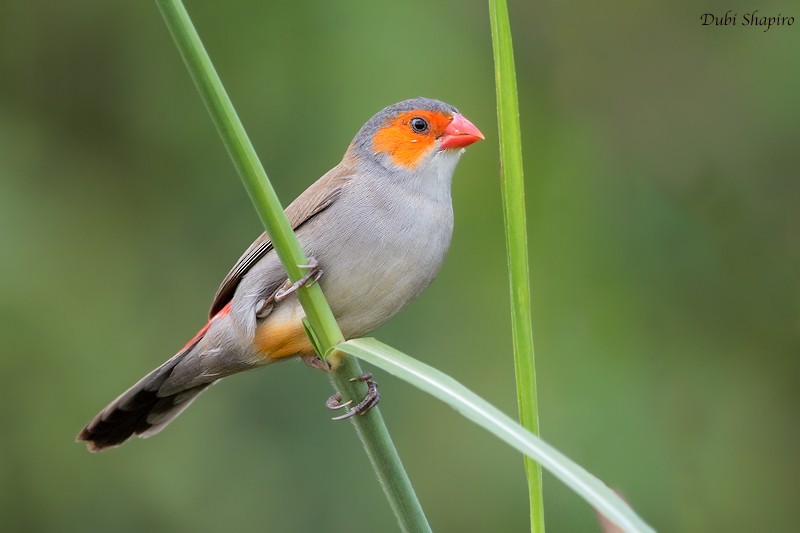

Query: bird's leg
[327,373,380,420]
[301,354,332,372]
[274,257,322,302]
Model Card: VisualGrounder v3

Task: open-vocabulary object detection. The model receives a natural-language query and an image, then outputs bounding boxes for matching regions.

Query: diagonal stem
[154,1,430,531]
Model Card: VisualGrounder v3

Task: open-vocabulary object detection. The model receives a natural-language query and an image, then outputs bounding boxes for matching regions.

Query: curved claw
[329,373,380,421]
[325,392,353,411]
[275,257,322,302]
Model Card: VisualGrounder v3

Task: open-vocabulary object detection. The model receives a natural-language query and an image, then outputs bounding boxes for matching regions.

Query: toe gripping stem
[326,373,380,421]
[274,257,322,302]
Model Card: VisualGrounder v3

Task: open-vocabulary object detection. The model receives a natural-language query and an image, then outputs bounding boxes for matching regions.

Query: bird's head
[349,98,484,174]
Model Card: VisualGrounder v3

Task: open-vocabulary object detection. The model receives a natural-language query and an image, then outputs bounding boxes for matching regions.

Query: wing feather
[208,162,353,317]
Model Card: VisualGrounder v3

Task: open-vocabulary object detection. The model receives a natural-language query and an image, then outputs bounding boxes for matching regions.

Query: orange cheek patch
[372,110,452,169]
[373,125,435,169]
[255,320,314,360]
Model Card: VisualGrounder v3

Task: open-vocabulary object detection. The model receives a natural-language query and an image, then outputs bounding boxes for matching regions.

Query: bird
[77,97,484,452]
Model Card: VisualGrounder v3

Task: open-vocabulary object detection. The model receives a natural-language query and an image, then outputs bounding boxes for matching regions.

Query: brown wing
[208,162,354,317]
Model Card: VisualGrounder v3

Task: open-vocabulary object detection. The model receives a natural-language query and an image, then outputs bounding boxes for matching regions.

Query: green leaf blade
[338,338,656,533]
[488,0,543,530]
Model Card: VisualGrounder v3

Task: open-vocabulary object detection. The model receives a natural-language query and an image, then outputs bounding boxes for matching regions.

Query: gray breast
[300,179,454,339]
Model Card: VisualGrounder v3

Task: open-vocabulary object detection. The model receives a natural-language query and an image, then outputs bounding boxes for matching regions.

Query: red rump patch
[179,302,232,352]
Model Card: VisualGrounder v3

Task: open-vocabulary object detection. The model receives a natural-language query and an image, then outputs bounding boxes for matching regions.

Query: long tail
[77,304,240,452]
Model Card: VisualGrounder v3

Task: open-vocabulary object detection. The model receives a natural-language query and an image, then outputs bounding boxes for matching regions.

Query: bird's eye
[409,117,429,134]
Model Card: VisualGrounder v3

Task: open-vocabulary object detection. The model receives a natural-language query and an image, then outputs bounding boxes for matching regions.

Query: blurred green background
[1,1,798,531]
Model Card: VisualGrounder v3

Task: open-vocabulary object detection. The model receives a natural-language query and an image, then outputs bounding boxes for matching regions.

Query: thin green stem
[155,0,338,348]
[489,1,544,532]
[154,1,429,531]
[327,356,430,532]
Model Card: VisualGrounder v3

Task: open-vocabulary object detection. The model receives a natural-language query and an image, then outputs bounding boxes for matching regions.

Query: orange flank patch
[254,319,314,360]
[372,110,453,169]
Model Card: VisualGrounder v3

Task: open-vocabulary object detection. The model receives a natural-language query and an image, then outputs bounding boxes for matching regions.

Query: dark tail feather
[77,336,211,452]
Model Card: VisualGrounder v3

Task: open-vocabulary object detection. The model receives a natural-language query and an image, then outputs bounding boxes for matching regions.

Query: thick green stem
[489,1,545,532]
[154,1,429,531]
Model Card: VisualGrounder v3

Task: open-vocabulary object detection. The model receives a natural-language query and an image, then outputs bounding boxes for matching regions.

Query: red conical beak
[439,113,484,150]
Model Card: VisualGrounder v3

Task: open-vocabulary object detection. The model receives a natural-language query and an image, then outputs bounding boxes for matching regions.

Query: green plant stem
[154,1,429,531]
[327,356,431,532]
[155,0,338,348]
[489,1,544,532]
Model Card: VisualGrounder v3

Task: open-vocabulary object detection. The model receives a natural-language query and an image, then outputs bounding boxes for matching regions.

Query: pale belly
[306,193,454,339]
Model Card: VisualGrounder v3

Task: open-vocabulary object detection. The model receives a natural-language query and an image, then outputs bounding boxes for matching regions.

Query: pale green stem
[338,338,655,533]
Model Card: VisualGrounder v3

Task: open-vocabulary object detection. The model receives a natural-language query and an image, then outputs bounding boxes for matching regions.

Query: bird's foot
[301,354,332,372]
[326,373,380,420]
[274,257,322,302]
